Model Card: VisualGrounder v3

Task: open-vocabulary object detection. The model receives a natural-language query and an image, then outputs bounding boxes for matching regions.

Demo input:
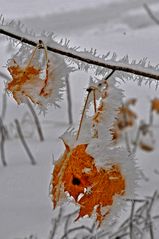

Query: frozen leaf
[51,141,135,226]
[151,98,159,113]
[51,75,137,227]
[7,42,71,111]
[7,60,42,105]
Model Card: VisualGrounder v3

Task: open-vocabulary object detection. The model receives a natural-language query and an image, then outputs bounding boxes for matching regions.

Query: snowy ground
[0,0,159,238]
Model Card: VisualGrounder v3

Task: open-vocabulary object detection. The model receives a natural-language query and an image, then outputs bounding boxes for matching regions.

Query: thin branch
[93,89,97,113]
[14,119,36,165]
[122,103,131,153]
[135,201,149,216]
[65,73,73,125]
[0,117,7,166]
[146,191,157,239]
[0,72,9,120]
[26,99,44,141]
[1,92,7,120]
[129,200,135,239]
[148,219,154,239]
[126,198,148,203]
[149,105,153,126]
[147,191,158,216]
[76,88,92,141]
[1,29,159,80]
[60,225,93,239]
[132,123,141,154]
[63,210,80,239]
[144,3,159,25]
[49,207,63,239]
[105,69,116,80]
[64,215,71,239]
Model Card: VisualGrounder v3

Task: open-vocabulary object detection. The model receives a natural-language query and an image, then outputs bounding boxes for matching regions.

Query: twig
[90,221,96,234]
[0,117,7,166]
[1,29,159,80]
[148,219,154,239]
[149,105,153,126]
[49,207,63,239]
[132,123,141,154]
[122,103,131,153]
[60,225,93,239]
[105,69,116,80]
[109,224,129,239]
[135,200,149,216]
[26,99,44,141]
[1,92,7,120]
[81,221,97,239]
[95,230,109,239]
[93,89,97,113]
[14,119,36,165]
[114,233,129,238]
[146,191,157,239]
[138,169,149,182]
[153,214,159,220]
[126,198,148,203]
[64,216,72,239]
[65,73,73,125]
[0,71,9,120]
[131,224,143,238]
[63,210,79,239]
[76,88,92,140]
[143,3,159,25]
[129,200,135,239]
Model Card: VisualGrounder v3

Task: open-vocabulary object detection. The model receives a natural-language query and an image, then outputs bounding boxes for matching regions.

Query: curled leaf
[51,142,126,225]
[7,43,71,110]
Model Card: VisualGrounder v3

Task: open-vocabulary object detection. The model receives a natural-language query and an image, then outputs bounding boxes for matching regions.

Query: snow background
[0,0,159,238]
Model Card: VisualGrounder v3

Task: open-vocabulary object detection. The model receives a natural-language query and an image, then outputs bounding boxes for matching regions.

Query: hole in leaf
[72,177,81,185]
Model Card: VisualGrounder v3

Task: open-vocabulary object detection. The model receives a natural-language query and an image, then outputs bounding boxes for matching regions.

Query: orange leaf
[7,63,43,105]
[51,143,126,225]
[77,164,125,225]
[52,144,96,206]
[151,98,159,113]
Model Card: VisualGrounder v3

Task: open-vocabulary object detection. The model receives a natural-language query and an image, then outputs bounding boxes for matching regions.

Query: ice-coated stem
[1,29,159,80]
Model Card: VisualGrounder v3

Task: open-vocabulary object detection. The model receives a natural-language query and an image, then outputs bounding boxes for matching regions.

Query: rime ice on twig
[1,18,159,82]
